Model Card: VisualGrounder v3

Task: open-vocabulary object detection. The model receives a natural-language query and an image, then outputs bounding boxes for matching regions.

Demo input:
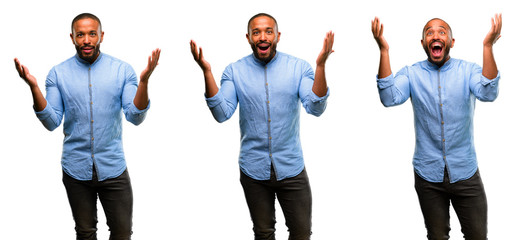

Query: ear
[276,32,281,43]
[246,33,251,43]
[450,38,455,48]
[100,31,105,44]
[70,33,76,45]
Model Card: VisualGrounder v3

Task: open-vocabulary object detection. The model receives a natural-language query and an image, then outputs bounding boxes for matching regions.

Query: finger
[14,58,23,75]
[198,47,204,62]
[190,41,199,59]
[372,18,378,35]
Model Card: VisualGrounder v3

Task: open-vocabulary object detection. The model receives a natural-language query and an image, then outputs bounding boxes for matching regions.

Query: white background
[1,0,522,239]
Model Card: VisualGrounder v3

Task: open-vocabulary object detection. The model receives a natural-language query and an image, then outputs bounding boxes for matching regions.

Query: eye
[90,32,97,37]
[252,31,259,36]
[76,33,84,37]
[439,31,446,35]
[267,30,273,34]
[426,31,433,36]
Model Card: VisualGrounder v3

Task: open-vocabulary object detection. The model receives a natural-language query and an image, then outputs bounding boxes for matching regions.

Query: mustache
[256,41,271,46]
[80,45,96,49]
[430,39,445,45]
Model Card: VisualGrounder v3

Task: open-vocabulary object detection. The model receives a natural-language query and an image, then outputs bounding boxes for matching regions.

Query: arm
[134,48,161,110]
[14,58,47,111]
[371,17,392,79]
[190,40,237,122]
[190,40,218,98]
[482,13,502,80]
[371,17,410,107]
[312,31,334,97]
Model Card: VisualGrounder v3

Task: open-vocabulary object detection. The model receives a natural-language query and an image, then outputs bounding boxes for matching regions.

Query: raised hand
[140,48,161,83]
[316,31,335,66]
[14,58,38,88]
[190,40,211,72]
[372,17,389,51]
[483,13,502,47]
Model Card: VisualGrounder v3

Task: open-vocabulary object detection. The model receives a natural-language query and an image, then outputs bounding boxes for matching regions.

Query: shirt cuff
[130,100,150,115]
[205,92,223,108]
[376,73,395,89]
[34,103,54,121]
[310,87,330,102]
[480,71,500,87]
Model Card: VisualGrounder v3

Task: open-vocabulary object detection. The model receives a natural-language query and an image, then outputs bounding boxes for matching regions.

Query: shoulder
[100,53,132,68]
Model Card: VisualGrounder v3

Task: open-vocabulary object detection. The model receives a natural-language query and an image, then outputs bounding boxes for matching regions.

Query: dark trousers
[240,168,312,240]
[62,169,133,240]
[415,169,487,240]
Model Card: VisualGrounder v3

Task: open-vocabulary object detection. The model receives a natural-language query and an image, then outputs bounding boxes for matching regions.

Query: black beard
[423,41,451,67]
[75,44,101,64]
[250,42,277,64]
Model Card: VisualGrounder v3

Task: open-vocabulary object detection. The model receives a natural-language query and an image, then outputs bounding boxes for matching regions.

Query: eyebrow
[252,27,274,31]
[425,25,447,33]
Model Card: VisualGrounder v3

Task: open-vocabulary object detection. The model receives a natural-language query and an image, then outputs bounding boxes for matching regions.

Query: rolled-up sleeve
[122,66,149,126]
[470,66,500,102]
[377,68,410,107]
[35,69,64,131]
[205,66,238,123]
[299,65,329,117]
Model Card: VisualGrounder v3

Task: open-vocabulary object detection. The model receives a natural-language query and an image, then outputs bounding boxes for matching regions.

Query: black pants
[240,168,312,240]
[62,169,133,240]
[415,169,487,240]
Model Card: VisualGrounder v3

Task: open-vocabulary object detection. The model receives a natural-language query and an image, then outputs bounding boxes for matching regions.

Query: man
[190,13,334,240]
[14,13,160,240]
[371,14,502,239]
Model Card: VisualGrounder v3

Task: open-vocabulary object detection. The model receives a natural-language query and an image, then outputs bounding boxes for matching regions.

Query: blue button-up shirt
[206,52,329,181]
[377,58,499,183]
[35,53,149,181]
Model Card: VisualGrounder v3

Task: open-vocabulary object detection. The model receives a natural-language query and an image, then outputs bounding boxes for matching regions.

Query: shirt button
[443,156,446,159]
[441,121,444,125]
[268,119,271,122]
[92,137,94,141]
[269,136,272,140]
[442,139,445,142]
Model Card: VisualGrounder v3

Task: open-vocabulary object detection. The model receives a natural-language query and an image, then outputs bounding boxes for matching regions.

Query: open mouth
[430,41,443,57]
[257,43,270,54]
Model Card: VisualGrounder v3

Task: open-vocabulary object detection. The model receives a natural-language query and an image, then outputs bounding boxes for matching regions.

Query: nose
[82,35,90,45]
[259,32,267,41]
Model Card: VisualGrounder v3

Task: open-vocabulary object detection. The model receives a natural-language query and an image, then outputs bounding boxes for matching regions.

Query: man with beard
[14,13,160,240]
[371,14,502,239]
[190,13,334,240]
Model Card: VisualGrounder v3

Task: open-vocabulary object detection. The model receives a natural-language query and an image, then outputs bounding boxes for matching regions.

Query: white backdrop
[1,0,521,239]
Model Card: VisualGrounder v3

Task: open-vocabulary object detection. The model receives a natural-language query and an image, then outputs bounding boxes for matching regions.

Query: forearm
[378,49,392,79]
[203,69,219,98]
[312,65,328,97]
[30,85,47,112]
[133,81,149,110]
[482,45,498,79]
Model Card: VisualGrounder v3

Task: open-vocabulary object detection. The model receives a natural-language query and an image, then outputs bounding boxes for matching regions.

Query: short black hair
[71,13,102,33]
[247,13,278,34]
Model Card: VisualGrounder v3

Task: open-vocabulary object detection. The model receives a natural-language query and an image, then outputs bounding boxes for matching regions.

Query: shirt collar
[75,52,104,66]
[425,57,455,72]
[252,51,280,67]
